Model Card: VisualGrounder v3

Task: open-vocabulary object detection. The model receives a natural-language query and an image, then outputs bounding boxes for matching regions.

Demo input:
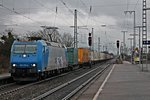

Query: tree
[28,27,62,43]
[0,31,15,73]
[61,33,73,47]
[0,32,15,57]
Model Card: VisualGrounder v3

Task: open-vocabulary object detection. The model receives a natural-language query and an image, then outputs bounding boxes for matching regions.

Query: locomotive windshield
[13,44,37,54]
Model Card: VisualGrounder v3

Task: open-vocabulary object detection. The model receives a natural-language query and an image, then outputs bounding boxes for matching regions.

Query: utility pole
[91,28,94,50]
[121,31,127,54]
[128,38,133,64]
[98,37,101,52]
[141,0,150,71]
[103,45,104,51]
[70,25,88,47]
[98,37,101,59]
[74,9,77,48]
[101,24,107,52]
[106,46,107,52]
[120,42,124,60]
[124,10,136,64]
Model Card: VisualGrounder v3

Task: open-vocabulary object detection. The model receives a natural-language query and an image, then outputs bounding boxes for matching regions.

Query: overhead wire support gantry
[124,10,136,64]
[74,9,78,49]
[121,30,127,55]
[135,26,143,65]
[141,0,150,71]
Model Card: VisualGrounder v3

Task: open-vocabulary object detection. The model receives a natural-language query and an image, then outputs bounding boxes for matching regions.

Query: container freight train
[77,48,112,65]
[10,39,113,81]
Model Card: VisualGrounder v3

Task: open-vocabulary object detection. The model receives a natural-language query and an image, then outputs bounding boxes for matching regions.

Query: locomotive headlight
[32,64,36,67]
[23,54,26,57]
[12,64,16,67]
[38,70,41,72]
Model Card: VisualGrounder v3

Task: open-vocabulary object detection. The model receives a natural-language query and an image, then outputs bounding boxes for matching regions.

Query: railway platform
[0,73,12,85]
[0,73,11,80]
[95,61,150,100]
[73,61,150,100]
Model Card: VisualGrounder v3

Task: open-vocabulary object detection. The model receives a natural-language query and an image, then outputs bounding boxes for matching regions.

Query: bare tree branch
[61,33,73,47]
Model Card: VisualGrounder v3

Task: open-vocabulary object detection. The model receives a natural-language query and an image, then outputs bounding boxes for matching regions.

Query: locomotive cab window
[13,45,25,53]
[13,44,37,54]
[25,45,37,53]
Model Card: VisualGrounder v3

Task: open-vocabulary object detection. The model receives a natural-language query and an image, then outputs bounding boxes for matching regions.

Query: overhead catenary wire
[0,2,43,33]
[127,0,130,10]
[0,0,143,48]
[0,17,43,35]
[86,5,92,27]
[0,4,43,26]
[53,6,58,27]
[79,0,88,9]
[33,0,55,13]
[121,0,130,32]
[84,3,141,8]
[34,0,71,26]
[134,0,140,10]
[59,0,85,26]
[78,0,91,27]
[59,0,74,14]
[0,0,3,6]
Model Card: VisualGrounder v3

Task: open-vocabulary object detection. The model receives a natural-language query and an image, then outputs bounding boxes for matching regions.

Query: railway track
[0,66,92,100]
[0,61,113,100]
[32,63,111,100]
[0,82,16,92]
[0,77,13,86]
[62,64,110,100]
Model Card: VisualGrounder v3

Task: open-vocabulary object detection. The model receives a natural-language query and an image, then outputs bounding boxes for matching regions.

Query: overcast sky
[0,0,150,53]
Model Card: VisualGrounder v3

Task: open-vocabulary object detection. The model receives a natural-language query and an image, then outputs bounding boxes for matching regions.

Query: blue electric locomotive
[10,39,68,81]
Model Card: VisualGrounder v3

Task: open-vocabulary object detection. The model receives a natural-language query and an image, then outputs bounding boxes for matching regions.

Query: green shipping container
[67,48,78,65]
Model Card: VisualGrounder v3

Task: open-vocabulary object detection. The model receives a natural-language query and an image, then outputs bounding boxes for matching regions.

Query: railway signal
[88,33,92,46]
[116,40,119,55]
[116,40,119,48]
[88,32,92,68]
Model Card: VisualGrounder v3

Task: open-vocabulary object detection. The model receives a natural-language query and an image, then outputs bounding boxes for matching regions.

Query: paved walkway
[97,62,150,100]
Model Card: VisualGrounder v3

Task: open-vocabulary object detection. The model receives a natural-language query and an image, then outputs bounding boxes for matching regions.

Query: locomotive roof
[13,40,46,45]
[13,40,65,48]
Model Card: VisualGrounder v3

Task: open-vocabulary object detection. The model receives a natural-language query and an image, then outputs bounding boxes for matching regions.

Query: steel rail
[0,71,73,96]
[32,63,108,100]
[62,64,110,100]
